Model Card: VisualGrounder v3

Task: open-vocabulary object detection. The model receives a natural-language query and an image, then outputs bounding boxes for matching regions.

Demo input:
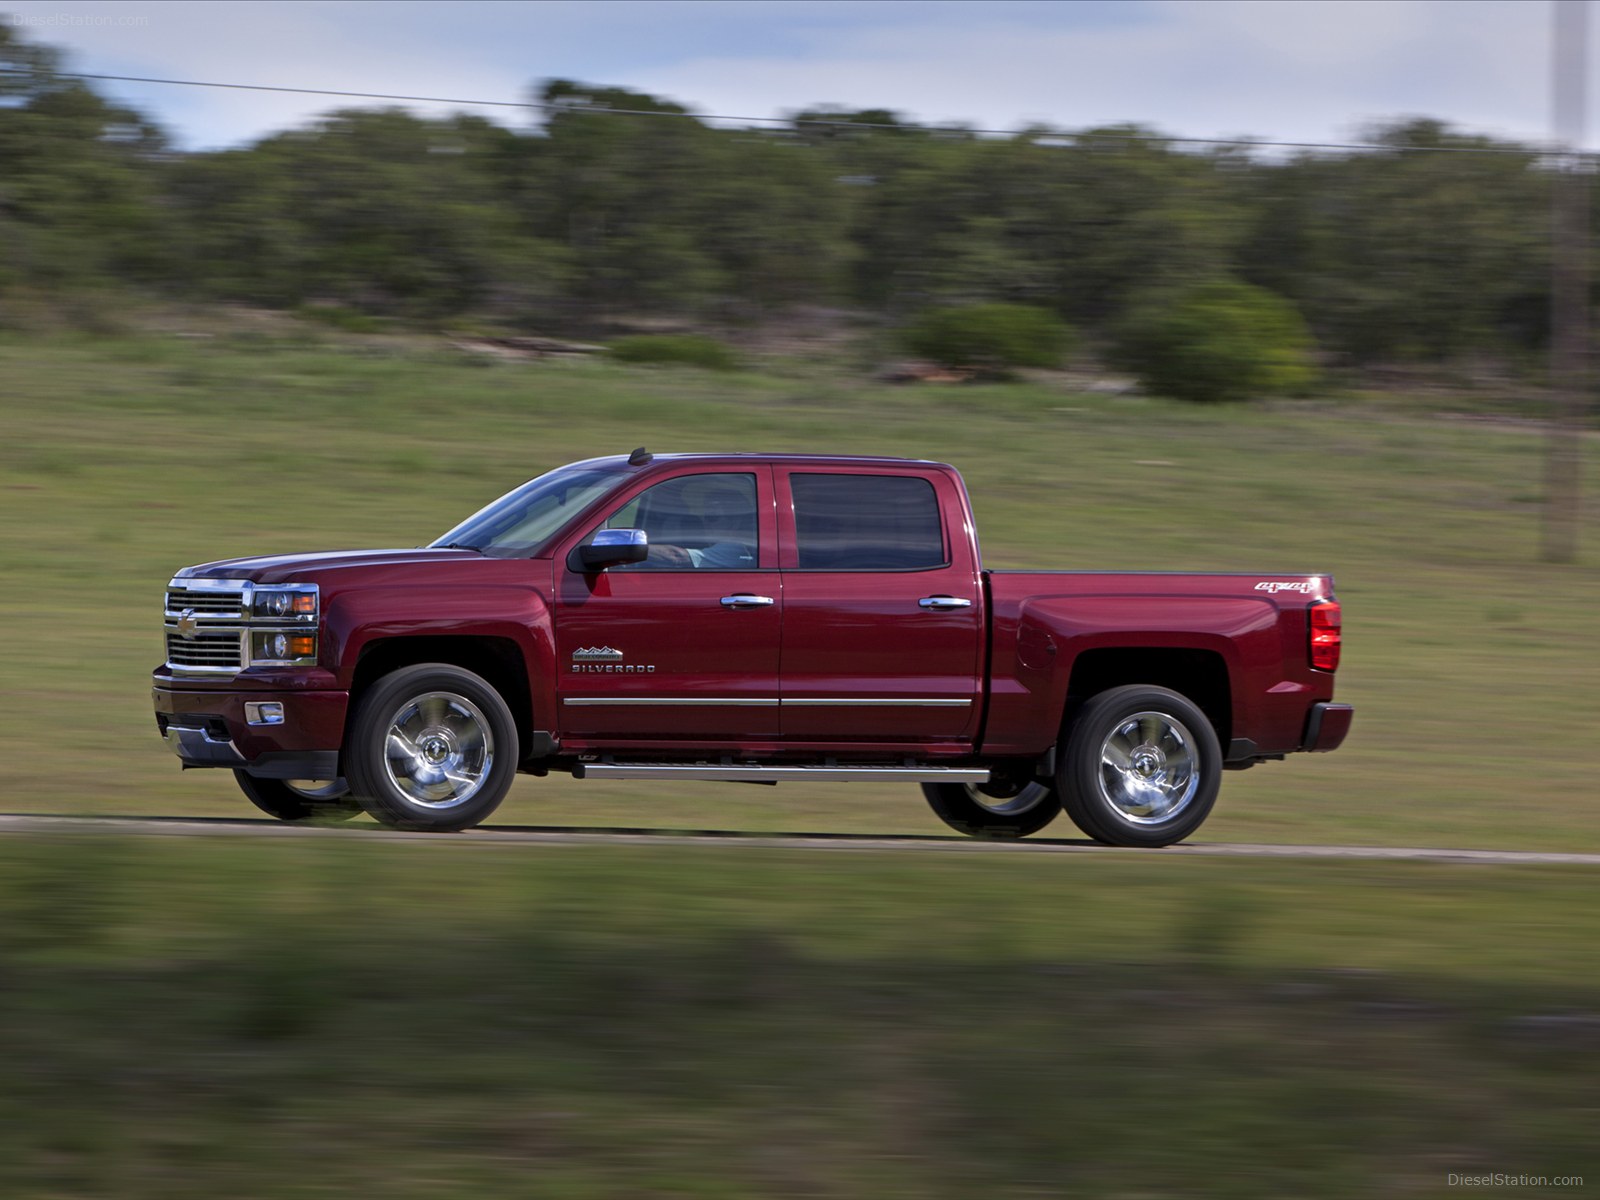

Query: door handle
[721,594,776,608]
[919,595,973,610]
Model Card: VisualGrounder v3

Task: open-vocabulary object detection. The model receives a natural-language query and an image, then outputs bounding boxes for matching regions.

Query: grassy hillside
[1,329,1596,849]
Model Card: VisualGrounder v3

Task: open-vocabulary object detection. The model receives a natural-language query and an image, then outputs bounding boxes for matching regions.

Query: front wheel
[234,772,362,822]
[345,663,519,832]
[1057,685,1221,847]
[922,777,1061,839]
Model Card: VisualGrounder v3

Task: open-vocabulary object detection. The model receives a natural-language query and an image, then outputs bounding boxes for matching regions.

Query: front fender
[323,583,558,721]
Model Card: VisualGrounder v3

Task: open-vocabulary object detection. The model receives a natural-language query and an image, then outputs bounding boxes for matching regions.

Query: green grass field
[2,328,1596,849]
[2,329,1596,1196]
[1,835,1595,1199]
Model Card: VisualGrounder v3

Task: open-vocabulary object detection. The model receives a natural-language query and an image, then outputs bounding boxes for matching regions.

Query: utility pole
[1543,0,1589,564]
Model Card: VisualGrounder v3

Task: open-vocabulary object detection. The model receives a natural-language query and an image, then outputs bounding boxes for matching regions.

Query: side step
[574,763,990,784]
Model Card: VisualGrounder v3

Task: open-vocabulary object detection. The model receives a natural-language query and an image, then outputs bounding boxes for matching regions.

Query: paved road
[1,813,1595,866]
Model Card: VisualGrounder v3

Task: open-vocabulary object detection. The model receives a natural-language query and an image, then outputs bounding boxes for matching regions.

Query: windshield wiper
[437,542,481,552]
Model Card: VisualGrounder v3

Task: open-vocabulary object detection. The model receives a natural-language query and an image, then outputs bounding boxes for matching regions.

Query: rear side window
[790,474,946,570]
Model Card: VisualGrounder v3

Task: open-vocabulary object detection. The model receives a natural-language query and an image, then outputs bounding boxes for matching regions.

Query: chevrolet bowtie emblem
[572,646,624,662]
[175,608,199,638]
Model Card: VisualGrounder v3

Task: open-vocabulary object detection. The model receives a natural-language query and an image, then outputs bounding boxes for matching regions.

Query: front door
[775,467,983,745]
[554,468,781,743]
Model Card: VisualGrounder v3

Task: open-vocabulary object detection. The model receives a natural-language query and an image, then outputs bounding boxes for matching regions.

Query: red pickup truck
[153,451,1350,845]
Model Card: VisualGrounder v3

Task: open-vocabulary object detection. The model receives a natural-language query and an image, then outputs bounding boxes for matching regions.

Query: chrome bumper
[164,722,247,768]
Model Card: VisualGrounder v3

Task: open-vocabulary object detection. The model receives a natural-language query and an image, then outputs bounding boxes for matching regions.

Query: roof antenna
[628,446,653,466]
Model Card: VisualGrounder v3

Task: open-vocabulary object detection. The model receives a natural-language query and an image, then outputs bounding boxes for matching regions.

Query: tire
[921,777,1061,839]
[1057,685,1221,848]
[345,663,519,832]
[233,772,361,822]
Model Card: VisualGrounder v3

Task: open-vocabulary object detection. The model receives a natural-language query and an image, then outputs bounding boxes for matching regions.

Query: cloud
[1,0,1578,150]
[625,0,1558,146]
[8,0,543,147]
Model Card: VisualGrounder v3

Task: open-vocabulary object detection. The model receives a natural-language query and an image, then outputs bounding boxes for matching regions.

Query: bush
[292,304,388,334]
[606,334,737,371]
[901,303,1073,371]
[1114,279,1317,403]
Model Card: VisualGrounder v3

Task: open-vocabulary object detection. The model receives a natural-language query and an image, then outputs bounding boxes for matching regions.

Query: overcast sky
[2,0,1588,151]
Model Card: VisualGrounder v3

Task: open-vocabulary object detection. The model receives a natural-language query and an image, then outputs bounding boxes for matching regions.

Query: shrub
[901,303,1073,371]
[606,334,737,371]
[293,304,387,334]
[1114,279,1317,403]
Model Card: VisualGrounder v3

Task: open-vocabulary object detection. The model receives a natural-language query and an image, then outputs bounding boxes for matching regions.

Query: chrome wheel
[283,779,349,801]
[349,664,518,832]
[234,771,361,822]
[965,779,1054,817]
[382,691,494,810]
[1096,711,1200,825]
[921,776,1062,839]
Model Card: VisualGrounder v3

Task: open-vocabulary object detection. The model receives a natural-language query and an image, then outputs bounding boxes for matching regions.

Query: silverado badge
[571,645,654,673]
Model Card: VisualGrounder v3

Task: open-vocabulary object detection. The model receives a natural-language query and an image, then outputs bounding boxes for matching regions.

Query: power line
[8,67,1575,158]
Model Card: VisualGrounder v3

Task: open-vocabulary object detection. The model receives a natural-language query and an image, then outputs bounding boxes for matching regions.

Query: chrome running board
[574,763,990,784]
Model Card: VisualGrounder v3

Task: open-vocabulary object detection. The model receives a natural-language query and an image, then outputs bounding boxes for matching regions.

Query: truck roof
[569,451,956,471]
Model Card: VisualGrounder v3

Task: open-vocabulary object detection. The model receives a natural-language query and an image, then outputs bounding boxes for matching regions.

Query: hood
[175,548,483,585]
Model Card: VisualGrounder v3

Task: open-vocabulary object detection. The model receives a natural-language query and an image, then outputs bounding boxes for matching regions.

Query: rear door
[775,467,983,744]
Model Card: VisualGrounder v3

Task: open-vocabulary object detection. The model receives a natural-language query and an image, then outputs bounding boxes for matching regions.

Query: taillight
[1310,600,1341,672]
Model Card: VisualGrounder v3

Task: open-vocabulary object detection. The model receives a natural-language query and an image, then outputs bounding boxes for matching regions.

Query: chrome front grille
[164,631,245,670]
[163,578,252,675]
[163,576,319,676]
[165,588,245,616]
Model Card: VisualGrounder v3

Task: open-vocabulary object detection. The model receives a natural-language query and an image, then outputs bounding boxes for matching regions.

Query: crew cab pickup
[152,452,1351,845]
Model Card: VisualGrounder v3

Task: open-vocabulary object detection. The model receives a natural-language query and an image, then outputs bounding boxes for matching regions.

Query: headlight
[251,631,318,665]
[248,583,319,666]
[252,586,318,623]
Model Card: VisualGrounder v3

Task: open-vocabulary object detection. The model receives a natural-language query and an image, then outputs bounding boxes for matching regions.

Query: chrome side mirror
[579,528,649,570]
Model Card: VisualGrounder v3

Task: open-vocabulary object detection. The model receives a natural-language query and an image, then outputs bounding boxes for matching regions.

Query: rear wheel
[1057,685,1221,847]
[346,663,518,832]
[233,772,361,822]
[922,776,1061,839]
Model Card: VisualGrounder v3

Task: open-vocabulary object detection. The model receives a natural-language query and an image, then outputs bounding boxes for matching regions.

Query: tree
[166,109,561,316]
[0,25,173,296]
[1237,120,1549,362]
[0,22,1576,371]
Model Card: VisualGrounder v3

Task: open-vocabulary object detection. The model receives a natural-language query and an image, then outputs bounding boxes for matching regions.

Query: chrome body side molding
[561,697,970,707]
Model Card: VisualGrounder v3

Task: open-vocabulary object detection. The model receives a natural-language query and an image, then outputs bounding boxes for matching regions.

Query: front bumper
[153,683,348,779]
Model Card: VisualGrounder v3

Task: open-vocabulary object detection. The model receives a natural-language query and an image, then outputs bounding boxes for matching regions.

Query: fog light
[245,702,285,726]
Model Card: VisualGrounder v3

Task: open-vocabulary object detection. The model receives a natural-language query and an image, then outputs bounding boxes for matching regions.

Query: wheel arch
[1062,646,1232,748]
[345,636,534,767]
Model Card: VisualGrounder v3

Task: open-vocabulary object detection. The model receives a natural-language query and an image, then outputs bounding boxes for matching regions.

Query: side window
[590,473,759,570]
[790,474,946,570]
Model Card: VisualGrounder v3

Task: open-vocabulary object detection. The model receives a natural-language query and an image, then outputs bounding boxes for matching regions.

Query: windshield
[430,466,628,557]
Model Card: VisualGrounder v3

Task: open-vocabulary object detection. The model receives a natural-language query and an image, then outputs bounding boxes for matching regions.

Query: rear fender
[983,595,1279,755]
